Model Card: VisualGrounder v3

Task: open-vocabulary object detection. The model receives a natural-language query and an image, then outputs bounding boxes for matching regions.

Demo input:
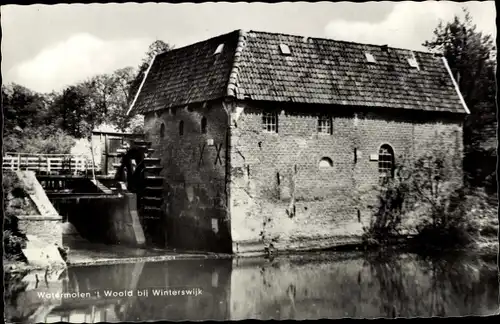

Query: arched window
[160,123,165,138]
[378,144,395,182]
[179,120,184,136]
[201,117,207,134]
[319,157,334,169]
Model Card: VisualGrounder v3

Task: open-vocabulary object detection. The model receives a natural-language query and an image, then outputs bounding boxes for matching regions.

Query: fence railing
[3,153,93,175]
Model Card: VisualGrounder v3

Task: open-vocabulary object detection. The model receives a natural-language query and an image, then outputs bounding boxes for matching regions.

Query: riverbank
[4,236,497,275]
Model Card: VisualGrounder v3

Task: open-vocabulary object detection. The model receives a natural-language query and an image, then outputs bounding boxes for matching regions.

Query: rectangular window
[262,112,278,133]
[318,116,332,134]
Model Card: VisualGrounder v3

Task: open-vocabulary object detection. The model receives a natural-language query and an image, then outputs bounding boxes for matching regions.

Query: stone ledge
[233,240,266,256]
[17,215,63,221]
[233,235,363,255]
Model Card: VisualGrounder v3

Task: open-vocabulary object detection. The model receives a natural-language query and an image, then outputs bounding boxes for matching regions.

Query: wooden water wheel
[114,140,166,247]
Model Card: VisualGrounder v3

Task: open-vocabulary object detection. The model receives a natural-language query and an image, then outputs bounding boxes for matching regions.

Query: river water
[4,251,499,322]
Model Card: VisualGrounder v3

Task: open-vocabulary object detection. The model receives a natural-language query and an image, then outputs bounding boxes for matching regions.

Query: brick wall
[229,101,464,252]
[144,100,232,252]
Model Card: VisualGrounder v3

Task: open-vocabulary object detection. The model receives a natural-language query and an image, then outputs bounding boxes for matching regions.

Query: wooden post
[90,137,96,181]
[17,154,20,170]
[47,157,51,174]
[104,134,109,176]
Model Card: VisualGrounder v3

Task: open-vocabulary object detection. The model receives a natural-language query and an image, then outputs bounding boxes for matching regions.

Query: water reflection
[4,252,499,322]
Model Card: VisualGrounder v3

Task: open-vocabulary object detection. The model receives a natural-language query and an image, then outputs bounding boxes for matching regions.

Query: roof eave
[441,56,470,115]
[126,54,158,116]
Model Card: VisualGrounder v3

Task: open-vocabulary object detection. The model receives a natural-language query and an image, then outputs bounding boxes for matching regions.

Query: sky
[1,1,496,94]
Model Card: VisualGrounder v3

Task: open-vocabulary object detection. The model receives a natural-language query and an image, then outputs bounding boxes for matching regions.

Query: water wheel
[114,140,165,247]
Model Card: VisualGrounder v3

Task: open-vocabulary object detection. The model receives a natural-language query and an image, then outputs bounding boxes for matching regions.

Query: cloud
[7,33,153,93]
[324,1,496,51]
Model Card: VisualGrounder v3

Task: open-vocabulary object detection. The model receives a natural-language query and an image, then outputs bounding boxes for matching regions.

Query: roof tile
[129,29,467,115]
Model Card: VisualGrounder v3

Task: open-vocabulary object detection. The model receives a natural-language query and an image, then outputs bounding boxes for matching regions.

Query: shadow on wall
[64,198,131,245]
[153,103,232,253]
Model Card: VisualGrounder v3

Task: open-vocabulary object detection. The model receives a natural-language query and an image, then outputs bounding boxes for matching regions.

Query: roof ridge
[247,29,435,56]
[226,29,247,98]
[154,30,241,58]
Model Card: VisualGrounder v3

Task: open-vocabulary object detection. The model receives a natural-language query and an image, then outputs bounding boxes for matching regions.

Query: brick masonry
[144,100,232,252]
[144,99,464,254]
[228,100,464,253]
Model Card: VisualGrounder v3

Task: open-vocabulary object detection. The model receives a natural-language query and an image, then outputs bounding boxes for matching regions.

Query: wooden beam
[46,193,122,199]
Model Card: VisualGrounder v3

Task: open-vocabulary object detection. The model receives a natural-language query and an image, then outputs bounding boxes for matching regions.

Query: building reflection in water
[4,251,499,323]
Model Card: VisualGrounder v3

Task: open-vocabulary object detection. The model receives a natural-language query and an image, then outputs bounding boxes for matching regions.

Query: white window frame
[262,112,278,133]
[317,116,332,135]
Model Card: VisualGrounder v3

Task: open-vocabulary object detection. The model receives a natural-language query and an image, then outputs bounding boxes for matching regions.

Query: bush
[365,132,485,250]
[4,126,76,154]
[3,230,27,261]
[3,172,29,260]
[363,175,411,243]
[479,224,498,237]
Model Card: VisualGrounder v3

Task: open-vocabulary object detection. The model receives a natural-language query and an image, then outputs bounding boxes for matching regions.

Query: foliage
[364,132,484,249]
[2,83,52,136]
[4,230,28,261]
[423,7,497,190]
[364,170,412,242]
[128,40,173,106]
[5,127,76,154]
[3,172,28,261]
[3,39,171,151]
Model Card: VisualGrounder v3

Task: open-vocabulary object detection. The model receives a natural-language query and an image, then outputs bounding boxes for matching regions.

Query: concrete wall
[67,195,145,247]
[17,216,63,247]
[144,100,232,252]
[10,171,63,247]
[228,100,464,253]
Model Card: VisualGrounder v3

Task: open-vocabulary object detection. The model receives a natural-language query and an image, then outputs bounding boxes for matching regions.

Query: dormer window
[408,57,420,70]
[279,44,291,55]
[214,43,224,55]
[365,52,376,63]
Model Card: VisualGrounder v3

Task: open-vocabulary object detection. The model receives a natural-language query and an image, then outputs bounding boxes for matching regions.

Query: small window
[160,123,165,138]
[262,112,278,133]
[379,144,395,182]
[279,44,291,55]
[365,52,376,63]
[319,157,333,169]
[179,120,184,136]
[201,117,207,134]
[214,43,224,55]
[318,116,332,134]
[407,57,420,70]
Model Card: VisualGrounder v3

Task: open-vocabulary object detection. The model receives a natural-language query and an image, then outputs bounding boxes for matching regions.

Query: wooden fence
[3,153,93,175]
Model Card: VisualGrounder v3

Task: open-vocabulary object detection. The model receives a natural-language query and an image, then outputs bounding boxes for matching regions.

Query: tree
[2,83,50,136]
[50,85,92,138]
[423,8,497,190]
[423,8,495,114]
[80,67,142,132]
[128,40,173,104]
[106,67,137,131]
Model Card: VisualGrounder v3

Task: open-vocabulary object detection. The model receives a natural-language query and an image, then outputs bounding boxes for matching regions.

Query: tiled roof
[130,30,240,114]
[129,30,468,115]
